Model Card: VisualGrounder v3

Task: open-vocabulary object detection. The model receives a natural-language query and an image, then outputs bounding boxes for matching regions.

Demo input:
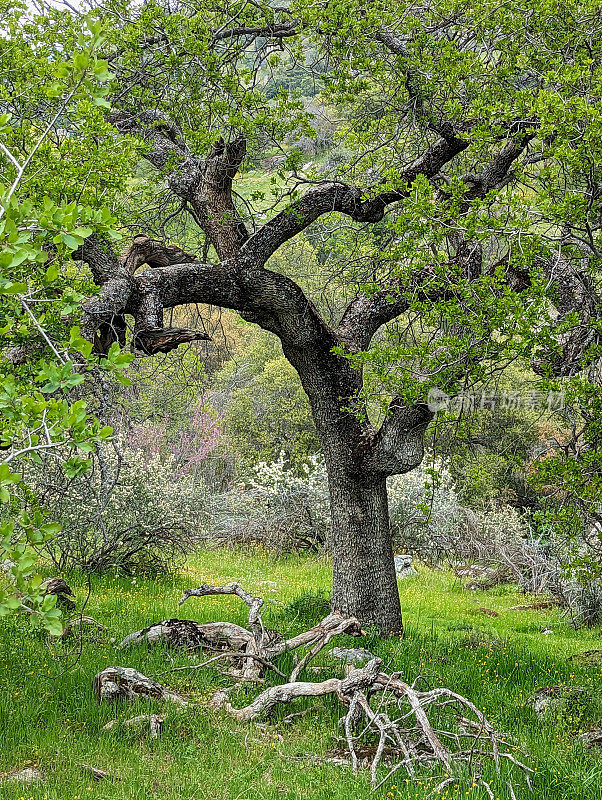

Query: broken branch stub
[93,666,187,707]
[133,326,211,355]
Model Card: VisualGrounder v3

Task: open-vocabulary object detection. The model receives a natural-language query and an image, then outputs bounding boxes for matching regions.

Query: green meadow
[2,550,602,800]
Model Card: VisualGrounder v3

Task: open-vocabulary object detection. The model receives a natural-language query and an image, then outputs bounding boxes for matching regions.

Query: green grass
[2,549,602,799]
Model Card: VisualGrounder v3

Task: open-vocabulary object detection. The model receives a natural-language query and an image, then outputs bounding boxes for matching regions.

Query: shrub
[211,454,462,557]
[209,452,329,553]
[550,570,602,628]
[28,445,207,574]
[388,460,460,559]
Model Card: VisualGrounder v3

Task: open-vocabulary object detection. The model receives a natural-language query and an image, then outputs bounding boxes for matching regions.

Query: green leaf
[45,264,59,282]
[41,593,57,612]
[42,611,63,636]
[60,234,82,250]
[0,280,27,294]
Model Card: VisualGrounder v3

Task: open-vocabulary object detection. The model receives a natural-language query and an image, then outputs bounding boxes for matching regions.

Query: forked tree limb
[179,582,267,677]
[270,613,363,659]
[204,638,530,792]
[288,615,362,682]
[179,582,265,644]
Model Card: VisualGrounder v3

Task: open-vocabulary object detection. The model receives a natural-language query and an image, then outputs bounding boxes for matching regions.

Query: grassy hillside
[2,550,602,799]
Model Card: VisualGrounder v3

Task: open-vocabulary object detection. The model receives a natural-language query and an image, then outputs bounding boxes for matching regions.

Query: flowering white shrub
[210,452,330,553]
[28,445,207,574]
[210,453,461,556]
[387,460,460,557]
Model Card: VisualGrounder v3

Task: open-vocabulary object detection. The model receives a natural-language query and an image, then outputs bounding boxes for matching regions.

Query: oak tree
[72,0,602,632]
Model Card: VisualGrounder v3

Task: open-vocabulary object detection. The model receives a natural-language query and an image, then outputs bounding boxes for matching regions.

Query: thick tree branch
[241,132,469,265]
[189,136,249,259]
[337,132,535,351]
[73,233,121,285]
[121,234,200,272]
[110,109,189,170]
[363,402,434,475]
[211,657,382,721]
[212,21,299,42]
[108,19,301,62]
[533,251,601,377]
[110,109,249,259]
[336,282,411,352]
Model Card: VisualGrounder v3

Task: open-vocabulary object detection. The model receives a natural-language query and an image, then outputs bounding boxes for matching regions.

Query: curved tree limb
[211,657,383,721]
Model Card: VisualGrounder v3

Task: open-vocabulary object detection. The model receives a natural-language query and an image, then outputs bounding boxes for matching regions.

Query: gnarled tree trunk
[280,341,429,635]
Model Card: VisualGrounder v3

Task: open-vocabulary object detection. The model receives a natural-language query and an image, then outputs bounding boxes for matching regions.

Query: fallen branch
[81,764,111,781]
[61,616,107,639]
[161,650,287,679]
[211,656,532,792]
[123,583,361,685]
[119,619,254,652]
[179,582,266,649]
[103,713,164,738]
[112,581,530,794]
[211,657,383,722]
[93,666,187,707]
[289,614,358,682]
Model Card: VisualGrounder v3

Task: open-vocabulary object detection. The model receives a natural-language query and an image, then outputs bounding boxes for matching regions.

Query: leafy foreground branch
[96,583,533,794]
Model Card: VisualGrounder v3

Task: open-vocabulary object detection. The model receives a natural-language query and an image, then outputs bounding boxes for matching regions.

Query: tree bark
[329,469,402,634]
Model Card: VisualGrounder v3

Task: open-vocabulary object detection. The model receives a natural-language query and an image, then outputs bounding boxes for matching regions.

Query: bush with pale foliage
[29,445,207,574]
